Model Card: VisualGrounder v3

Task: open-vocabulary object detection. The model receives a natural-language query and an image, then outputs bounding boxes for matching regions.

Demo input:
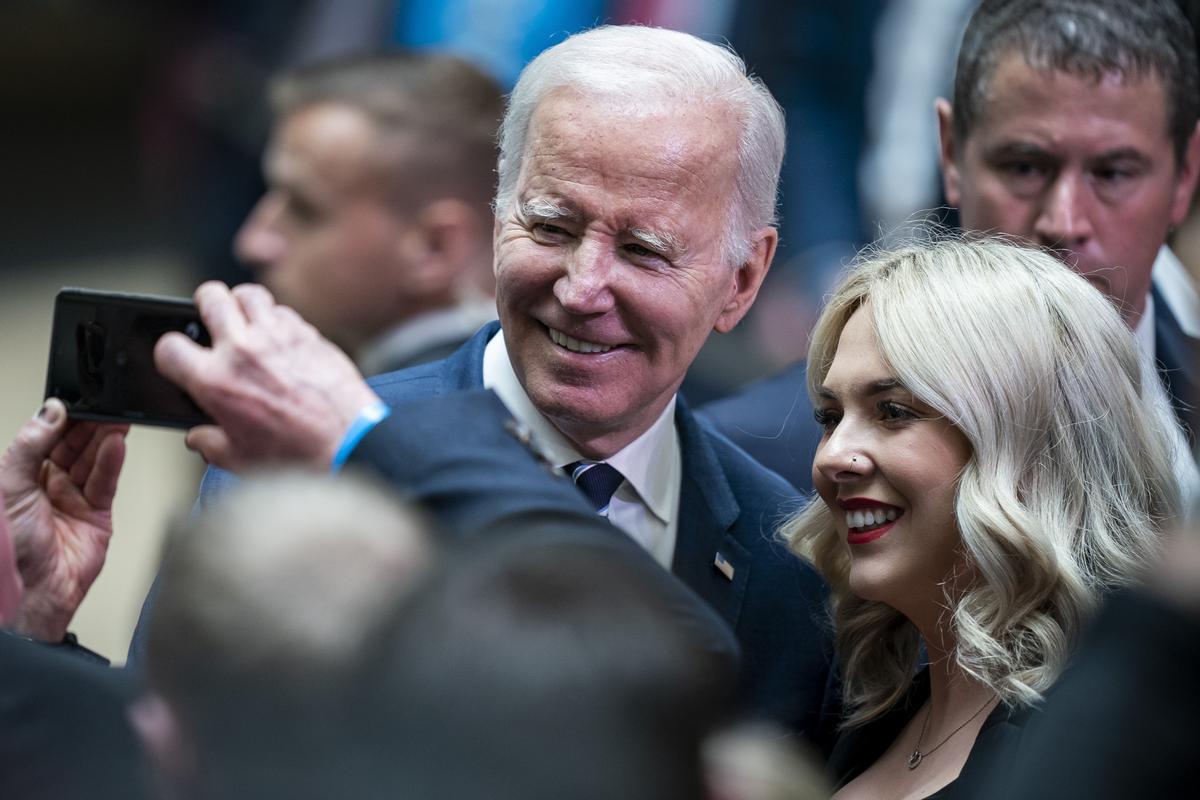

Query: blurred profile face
[235,103,411,350]
[939,53,1200,326]
[494,92,773,456]
[811,307,972,615]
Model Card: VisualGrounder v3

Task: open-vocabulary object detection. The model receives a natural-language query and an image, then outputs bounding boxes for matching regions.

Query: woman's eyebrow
[817,378,903,400]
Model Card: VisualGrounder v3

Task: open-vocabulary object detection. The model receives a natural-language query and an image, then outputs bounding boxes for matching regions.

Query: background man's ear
[398,199,482,298]
[935,98,963,207]
[714,227,777,334]
[1170,121,1200,227]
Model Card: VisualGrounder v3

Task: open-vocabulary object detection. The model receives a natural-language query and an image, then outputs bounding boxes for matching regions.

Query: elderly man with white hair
[141,25,836,747]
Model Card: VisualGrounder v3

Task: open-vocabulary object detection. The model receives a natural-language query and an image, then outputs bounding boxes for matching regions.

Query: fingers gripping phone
[44,288,213,429]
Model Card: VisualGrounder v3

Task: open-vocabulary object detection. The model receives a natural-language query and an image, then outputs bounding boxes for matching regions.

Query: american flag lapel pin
[714,551,735,582]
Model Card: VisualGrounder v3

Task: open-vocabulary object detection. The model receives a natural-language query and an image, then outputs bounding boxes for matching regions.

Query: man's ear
[935,98,963,207]
[714,227,777,334]
[128,692,196,788]
[1170,121,1200,227]
[398,199,483,297]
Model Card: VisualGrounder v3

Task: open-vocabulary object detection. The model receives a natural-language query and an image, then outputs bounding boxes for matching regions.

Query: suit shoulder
[700,362,808,426]
[699,417,803,510]
[367,360,445,400]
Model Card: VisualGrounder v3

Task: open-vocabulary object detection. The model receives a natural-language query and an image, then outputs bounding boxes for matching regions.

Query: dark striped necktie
[564,460,625,514]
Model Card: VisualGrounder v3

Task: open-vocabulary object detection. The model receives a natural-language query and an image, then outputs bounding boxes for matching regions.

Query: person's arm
[0,399,127,644]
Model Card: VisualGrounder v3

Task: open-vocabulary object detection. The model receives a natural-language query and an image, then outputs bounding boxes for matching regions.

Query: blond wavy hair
[784,237,1181,726]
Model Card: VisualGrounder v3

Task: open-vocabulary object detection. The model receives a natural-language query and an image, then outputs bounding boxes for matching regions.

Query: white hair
[495,25,785,266]
[785,236,1181,725]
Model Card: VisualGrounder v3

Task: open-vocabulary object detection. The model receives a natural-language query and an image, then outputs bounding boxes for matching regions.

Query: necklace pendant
[907,749,923,770]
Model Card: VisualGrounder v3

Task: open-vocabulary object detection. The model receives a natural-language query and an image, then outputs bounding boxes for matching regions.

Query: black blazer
[0,632,151,800]
[827,669,1037,799]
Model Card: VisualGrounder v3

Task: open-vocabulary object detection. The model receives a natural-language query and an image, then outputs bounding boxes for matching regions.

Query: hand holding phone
[153,282,381,470]
[45,288,213,429]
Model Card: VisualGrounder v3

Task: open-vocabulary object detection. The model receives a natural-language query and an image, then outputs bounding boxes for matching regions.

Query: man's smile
[546,325,619,354]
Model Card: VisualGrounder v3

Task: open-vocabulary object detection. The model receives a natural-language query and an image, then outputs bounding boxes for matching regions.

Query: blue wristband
[331,400,391,472]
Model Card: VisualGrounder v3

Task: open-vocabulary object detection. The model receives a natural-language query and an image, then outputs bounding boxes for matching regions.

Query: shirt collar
[482,330,679,525]
[1151,245,1200,339]
[356,300,497,376]
[1133,286,1156,366]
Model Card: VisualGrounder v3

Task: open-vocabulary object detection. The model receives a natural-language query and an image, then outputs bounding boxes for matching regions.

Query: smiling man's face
[493,91,773,457]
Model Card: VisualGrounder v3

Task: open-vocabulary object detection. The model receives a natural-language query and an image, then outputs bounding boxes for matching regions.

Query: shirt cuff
[331,400,391,472]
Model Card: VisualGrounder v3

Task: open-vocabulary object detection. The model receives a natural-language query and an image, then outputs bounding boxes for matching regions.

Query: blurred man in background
[235,52,502,374]
[131,472,433,800]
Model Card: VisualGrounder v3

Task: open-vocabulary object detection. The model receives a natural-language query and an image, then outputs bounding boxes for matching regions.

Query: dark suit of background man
[148,25,838,750]
[706,0,1200,490]
[234,52,502,375]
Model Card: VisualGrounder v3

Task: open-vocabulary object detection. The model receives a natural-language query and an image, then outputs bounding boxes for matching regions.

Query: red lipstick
[847,521,896,545]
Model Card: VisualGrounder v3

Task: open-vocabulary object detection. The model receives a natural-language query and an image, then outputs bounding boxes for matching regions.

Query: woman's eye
[879,401,917,422]
[813,408,841,430]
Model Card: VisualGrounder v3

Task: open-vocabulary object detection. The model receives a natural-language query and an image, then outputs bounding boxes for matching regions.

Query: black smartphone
[44,288,213,429]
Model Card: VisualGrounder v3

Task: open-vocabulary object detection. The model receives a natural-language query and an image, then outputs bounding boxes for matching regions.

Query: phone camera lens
[185,322,201,341]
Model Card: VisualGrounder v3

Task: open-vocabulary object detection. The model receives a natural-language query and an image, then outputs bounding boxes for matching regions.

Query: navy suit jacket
[1153,283,1198,445]
[146,323,838,748]
[698,361,819,495]
[359,323,837,746]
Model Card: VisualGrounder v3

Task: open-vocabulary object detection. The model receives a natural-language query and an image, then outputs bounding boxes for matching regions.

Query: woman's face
[811,306,973,617]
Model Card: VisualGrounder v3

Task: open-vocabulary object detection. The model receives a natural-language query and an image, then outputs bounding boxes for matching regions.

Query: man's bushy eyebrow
[629,227,685,257]
[520,197,573,219]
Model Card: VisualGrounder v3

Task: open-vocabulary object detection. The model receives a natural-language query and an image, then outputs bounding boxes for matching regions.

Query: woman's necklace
[906,695,997,770]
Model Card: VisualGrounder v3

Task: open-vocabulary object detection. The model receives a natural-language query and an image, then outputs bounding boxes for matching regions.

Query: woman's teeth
[846,508,899,531]
[549,327,614,354]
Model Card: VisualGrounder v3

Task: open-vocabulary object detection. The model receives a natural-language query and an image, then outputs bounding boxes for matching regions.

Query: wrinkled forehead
[521,89,741,192]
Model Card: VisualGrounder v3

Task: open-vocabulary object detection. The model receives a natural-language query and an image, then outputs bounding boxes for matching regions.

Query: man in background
[703,0,1200,491]
[235,52,502,374]
[936,0,1199,441]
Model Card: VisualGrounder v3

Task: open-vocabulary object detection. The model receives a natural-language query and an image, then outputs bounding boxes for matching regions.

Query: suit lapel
[430,328,754,628]
[670,399,750,631]
[1152,284,1199,442]
[439,320,498,392]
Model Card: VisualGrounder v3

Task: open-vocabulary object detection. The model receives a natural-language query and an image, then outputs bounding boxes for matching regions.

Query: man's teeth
[548,327,614,354]
[846,508,899,530]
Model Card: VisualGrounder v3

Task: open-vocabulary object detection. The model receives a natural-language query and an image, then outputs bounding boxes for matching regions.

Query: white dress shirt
[482,330,681,568]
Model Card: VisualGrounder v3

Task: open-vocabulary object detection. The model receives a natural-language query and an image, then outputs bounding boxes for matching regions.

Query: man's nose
[1033,173,1093,248]
[233,196,286,269]
[553,238,616,314]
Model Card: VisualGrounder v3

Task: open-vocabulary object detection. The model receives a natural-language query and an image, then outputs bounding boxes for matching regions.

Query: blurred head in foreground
[132,471,434,800]
[356,530,739,800]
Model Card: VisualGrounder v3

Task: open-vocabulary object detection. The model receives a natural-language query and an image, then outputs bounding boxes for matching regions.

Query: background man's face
[940,53,1199,325]
[494,92,761,454]
[235,103,411,349]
